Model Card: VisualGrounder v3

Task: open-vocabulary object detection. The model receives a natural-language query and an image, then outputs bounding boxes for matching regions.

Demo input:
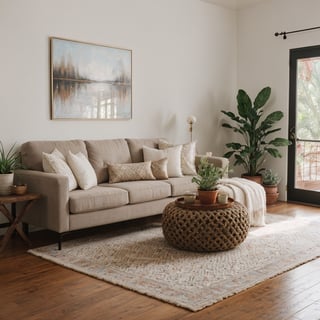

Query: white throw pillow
[67,151,97,190]
[42,149,78,191]
[159,140,197,175]
[143,145,182,177]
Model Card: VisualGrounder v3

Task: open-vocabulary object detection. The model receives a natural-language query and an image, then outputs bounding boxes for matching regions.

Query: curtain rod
[274,26,320,40]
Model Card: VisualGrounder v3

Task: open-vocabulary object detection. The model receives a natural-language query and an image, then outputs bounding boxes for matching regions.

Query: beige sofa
[15,138,228,249]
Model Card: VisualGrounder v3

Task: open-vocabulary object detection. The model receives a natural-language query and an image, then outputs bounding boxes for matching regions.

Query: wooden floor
[1,202,320,320]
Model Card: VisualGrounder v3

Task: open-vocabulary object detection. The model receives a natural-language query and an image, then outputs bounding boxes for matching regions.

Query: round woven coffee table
[162,200,249,252]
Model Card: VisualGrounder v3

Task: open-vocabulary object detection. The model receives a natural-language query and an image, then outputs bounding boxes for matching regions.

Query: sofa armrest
[195,155,229,178]
[14,169,70,233]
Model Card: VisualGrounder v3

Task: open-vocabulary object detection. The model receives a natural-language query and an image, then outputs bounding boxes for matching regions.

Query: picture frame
[50,37,132,120]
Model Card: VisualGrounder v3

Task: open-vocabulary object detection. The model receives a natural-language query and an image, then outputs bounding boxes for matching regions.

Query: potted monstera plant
[0,141,22,195]
[221,86,291,184]
[192,157,225,204]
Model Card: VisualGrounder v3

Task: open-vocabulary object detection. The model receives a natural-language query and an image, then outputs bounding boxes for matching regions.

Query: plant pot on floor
[241,174,262,185]
[198,189,218,205]
[263,185,279,205]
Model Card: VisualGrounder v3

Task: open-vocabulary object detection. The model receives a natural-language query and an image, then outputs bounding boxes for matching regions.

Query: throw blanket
[218,178,266,227]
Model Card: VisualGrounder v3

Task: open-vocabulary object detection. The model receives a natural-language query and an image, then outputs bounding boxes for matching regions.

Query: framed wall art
[50,37,132,120]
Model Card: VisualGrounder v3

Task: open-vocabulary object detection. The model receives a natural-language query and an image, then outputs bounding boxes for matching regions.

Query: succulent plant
[262,169,281,186]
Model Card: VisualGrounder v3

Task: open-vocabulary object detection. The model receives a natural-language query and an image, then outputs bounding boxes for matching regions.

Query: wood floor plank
[1,202,320,320]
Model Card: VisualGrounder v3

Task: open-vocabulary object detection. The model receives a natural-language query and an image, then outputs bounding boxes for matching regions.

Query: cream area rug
[29,214,320,312]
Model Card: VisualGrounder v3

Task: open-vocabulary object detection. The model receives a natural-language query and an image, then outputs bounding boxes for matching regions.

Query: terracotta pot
[241,174,262,184]
[263,184,279,205]
[198,189,218,205]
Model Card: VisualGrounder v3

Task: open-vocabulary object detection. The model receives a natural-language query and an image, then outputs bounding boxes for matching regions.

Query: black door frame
[287,44,320,205]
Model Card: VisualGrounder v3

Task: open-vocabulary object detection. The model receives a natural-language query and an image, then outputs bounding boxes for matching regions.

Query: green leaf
[269,137,292,146]
[264,111,284,123]
[253,86,271,110]
[223,151,235,158]
[265,148,282,158]
[237,89,252,119]
[225,142,242,150]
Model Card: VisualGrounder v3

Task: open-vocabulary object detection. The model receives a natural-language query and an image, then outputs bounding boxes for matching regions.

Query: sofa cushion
[67,151,98,190]
[108,161,155,183]
[151,158,168,180]
[42,149,78,191]
[126,138,161,163]
[85,139,132,183]
[21,140,87,171]
[164,176,197,196]
[102,180,171,204]
[143,145,183,177]
[69,186,129,214]
[159,140,197,175]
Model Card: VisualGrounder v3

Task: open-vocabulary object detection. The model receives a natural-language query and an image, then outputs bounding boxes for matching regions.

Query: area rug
[29,214,320,311]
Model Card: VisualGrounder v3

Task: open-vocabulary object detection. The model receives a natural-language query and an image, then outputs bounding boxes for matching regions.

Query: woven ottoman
[162,201,249,252]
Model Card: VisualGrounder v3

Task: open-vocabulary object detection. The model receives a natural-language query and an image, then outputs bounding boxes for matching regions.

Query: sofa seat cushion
[164,176,197,196]
[69,186,129,214]
[101,180,171,204]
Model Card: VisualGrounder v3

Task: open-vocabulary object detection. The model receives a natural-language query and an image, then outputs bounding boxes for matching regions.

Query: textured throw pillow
[67,151,97,190]
[42,149,78,191]
[108,161,156,183]
[143,145,182,177]
[151,158,168,180]
[159,140,197,175]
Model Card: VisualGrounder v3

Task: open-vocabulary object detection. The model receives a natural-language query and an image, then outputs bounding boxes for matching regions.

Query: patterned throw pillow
[142,145,182,177]
[108,161,156,183]
[151,158,168,180]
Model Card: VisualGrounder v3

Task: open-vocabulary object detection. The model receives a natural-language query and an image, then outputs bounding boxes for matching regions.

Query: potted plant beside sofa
[192,157,225,204]
[262,169,281,205]
[221,86,291,184]
[0,141,22,195]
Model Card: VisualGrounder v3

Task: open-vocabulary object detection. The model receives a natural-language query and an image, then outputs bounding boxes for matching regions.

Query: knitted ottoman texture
[162,201,249,252]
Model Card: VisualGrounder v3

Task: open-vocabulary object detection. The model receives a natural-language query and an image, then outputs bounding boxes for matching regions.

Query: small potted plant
[192,157,225,204]
[262,169,281,205]
[0,141,23,195]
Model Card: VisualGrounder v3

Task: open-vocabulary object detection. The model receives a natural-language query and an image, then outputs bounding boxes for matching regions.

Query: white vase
[0,173,14,195]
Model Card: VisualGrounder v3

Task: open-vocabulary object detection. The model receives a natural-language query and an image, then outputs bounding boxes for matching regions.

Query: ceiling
[201,0,267,10]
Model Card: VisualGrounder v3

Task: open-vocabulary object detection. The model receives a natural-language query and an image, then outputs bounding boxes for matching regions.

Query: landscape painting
[50,37,132,120]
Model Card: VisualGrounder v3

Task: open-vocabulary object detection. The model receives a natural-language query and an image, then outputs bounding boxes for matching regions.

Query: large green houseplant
[221,87,291,180]
[0,141,22,195]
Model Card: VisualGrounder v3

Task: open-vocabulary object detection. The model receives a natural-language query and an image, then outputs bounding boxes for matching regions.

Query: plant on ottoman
[192,157,225,204]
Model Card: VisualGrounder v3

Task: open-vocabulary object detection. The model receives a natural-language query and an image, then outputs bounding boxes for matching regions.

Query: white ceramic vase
[0,173,14,195]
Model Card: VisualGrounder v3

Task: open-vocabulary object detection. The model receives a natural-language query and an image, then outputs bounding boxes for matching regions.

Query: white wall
[0,0,237,155]
[237,0,320,199]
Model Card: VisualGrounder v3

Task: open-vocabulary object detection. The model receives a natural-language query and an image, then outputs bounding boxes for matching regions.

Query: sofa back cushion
[85,139,132,183]
[21,140,87,171]
[126,138,161,163]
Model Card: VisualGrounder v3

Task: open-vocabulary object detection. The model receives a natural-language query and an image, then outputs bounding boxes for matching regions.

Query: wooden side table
[0,193,41,252]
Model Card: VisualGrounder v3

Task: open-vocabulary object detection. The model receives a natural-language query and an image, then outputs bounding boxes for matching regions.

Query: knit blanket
[218,177,266,227]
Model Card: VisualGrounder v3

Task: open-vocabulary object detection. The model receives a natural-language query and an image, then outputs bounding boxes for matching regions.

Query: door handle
[289,127,296,143]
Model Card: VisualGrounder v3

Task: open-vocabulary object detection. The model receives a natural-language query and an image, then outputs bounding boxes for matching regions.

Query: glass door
[288,45,320,205]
